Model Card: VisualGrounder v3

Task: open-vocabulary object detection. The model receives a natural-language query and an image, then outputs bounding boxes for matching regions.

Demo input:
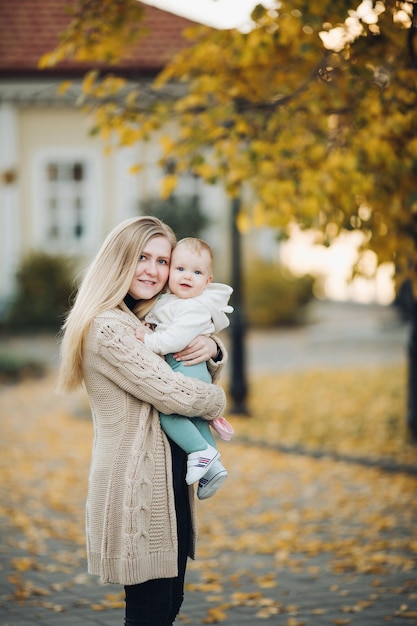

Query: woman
[58,216,227,626]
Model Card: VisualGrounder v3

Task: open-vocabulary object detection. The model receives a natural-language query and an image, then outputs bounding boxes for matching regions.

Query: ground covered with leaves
[1,366,417,624]
[236,365,415,468]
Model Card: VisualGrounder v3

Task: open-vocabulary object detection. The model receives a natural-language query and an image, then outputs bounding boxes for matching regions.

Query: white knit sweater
[82,304,226,585]
[144,283,233,355]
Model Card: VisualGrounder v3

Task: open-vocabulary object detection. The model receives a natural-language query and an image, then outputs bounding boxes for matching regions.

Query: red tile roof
[0,0,198,78]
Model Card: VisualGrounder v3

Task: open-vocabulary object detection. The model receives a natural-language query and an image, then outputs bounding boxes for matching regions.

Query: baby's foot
[197,460,228,500]
[185,444,219,485]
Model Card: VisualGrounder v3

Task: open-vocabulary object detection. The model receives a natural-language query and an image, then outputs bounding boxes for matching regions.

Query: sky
[141,0,277,29]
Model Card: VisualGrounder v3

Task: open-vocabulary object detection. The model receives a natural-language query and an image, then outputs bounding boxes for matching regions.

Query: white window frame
[32,148,101,255]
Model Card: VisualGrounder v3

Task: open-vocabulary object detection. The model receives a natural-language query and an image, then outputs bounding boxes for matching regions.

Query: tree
[41,0,417,433]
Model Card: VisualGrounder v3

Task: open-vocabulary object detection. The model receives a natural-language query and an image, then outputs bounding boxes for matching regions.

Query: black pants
[124,440,191,626]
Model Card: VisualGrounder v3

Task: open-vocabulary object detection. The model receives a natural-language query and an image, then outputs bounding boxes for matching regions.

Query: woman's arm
[88,314,226,420]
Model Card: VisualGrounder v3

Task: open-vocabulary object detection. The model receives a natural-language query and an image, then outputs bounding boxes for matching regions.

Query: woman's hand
[173,335,217,366]
[135,326,146,343]
[135,323,153,343]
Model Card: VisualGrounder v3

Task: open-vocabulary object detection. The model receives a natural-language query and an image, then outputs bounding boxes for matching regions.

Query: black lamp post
[229,196,249,415]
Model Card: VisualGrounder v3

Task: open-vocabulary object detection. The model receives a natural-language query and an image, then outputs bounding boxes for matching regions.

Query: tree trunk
[229,197,249,415]
[407,292,417,439]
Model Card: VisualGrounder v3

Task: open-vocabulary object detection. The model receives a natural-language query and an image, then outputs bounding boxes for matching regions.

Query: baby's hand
[135,324,152,343]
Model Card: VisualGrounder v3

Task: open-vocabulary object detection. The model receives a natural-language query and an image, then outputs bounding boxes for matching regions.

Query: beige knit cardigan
[82,304,226,585]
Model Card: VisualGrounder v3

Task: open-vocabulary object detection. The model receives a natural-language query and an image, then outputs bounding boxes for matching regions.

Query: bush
[243,260,315,327]
[4,252,75,331]
[141,194,209,240]
[0,352,46,384]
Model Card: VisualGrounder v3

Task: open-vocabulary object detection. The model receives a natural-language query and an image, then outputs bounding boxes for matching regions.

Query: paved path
[241,299,408,375]
[0,300,415,626]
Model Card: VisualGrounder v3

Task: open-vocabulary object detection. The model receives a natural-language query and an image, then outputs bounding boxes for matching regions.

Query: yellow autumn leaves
[39,0,145,69]
[236,365,416,466]
[1,361,417,623]
[39,0,417,283]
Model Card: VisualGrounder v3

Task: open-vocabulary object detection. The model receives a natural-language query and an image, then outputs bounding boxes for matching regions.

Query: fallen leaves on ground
[232,365,415,467]
[0,366,417,623]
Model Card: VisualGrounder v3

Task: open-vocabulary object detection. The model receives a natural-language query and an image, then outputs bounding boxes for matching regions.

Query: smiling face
[128,236,172,301]
[168,244,213,299]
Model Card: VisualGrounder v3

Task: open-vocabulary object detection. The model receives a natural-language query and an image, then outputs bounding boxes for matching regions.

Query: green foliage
[243,260,314,327]
[4,252,75,331]
[141,194,210,240]
[0,352,46,384]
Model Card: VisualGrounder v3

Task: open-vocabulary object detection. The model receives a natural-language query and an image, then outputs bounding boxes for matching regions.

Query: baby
[135,237,234,499]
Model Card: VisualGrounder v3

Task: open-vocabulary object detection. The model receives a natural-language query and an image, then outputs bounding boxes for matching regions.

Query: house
[0,0,394,312]
[0,0,231,312]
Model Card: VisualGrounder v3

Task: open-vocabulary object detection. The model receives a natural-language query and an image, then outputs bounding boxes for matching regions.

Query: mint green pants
[159,353,217,454]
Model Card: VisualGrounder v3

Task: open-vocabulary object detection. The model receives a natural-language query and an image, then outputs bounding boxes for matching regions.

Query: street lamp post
[229,196,249,415]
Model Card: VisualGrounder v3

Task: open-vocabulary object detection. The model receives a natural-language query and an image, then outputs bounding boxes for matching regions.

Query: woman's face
[128,236,172,301]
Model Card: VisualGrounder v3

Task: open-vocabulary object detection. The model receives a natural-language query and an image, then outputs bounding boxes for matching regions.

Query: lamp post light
[229,196,249,415]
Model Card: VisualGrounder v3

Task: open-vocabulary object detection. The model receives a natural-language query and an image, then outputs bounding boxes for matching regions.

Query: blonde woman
[58,216,227,626]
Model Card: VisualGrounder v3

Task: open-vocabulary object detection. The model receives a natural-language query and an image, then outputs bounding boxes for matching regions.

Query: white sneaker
[186,444,220,485]
[197,461,228,500]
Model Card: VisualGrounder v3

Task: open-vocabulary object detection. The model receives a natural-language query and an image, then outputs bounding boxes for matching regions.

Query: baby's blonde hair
[58,216,176,392]
[174,237,214,270]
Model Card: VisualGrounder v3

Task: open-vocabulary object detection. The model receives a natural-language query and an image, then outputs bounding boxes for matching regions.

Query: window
[46,160,86,243]
[34,151,100,255]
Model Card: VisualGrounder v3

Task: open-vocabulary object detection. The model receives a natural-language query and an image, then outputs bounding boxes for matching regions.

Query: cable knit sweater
[82,304,226,585]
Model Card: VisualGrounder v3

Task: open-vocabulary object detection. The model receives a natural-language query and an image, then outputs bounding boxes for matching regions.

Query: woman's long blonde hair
[57,216,176,393]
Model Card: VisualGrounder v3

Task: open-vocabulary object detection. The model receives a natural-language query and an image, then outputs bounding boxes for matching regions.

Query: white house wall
[0,103,20,312]
[20,107,106,256]
[0,100,233,306]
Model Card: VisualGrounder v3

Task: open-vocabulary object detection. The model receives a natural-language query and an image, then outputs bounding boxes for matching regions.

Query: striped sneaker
[186,444,220,485]
[197,461,228,500]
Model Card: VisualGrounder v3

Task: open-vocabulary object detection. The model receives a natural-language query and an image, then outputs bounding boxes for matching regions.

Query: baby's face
[168,246,212,299]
